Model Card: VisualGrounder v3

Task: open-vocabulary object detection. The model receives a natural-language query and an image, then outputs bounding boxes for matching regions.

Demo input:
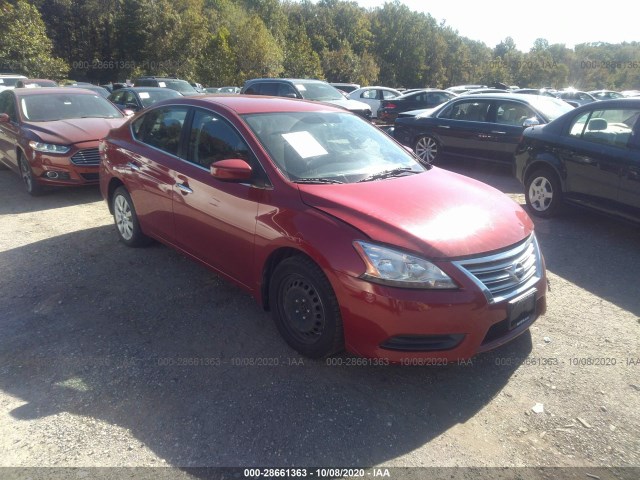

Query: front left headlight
[29,141,70,154]
[353,241,457,289]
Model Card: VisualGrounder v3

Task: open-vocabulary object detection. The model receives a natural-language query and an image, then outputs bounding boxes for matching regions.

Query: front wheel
[269,256,344,358]
[525,169,563,217]
[414,135,440,164]
[19,154,43,196]
[111,186,152,247]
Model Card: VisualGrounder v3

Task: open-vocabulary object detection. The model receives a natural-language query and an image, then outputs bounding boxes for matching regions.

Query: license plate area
[507,289,536,330]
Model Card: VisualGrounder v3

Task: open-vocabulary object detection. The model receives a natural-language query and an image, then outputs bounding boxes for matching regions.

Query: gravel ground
[0,161,639,480]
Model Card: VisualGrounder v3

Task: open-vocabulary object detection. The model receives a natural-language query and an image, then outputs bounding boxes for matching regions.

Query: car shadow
[528,207,640,316]
[0,225,531,468]
[437,158,521,196]
[0,170,102,215]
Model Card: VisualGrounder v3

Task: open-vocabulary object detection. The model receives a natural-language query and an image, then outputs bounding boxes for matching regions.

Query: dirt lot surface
[0,160,639,479]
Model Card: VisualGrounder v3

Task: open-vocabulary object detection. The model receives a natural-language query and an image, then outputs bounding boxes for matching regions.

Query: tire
[111,186,152,247]
[19,154,44,196]
[414,135,440,164]
[269,255,344,358]
[525,168,563,217]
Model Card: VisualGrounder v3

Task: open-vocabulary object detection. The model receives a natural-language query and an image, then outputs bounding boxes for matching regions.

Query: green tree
[0,0,68,78]
[232,15,284,79]
[283,24,323,79]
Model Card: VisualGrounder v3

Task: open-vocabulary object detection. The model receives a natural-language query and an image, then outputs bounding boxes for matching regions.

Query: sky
[351,0,639,51]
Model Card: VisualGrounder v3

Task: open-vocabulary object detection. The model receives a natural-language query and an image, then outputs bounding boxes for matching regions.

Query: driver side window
[188,109,251,170]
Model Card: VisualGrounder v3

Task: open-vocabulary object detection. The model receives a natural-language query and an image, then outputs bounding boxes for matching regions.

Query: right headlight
[29,141,70,154]
[353,241,457,289]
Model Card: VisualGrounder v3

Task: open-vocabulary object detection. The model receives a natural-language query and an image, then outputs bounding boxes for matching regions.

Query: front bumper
[30,142,100,186]
[332,266,547,364]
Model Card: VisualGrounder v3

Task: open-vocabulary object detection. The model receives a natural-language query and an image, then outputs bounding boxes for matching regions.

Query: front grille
[453,234,541,304]
[71,148,100,166]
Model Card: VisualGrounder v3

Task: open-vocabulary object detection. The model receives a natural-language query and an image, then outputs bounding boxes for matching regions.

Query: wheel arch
[106,177,126,214]
[523,155,565,192]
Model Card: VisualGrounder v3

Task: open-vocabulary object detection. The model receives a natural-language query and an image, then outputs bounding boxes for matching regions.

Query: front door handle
[176,182,193,194]
[126,161,141,172]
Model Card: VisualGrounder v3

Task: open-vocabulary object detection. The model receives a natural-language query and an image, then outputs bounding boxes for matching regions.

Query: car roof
[449,93,551,102]
[119,87,179,92]
[245,78,326,84]
[10,87,99,97]
[149,95,347,115]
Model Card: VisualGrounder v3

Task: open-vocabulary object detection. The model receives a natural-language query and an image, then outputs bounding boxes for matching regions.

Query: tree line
[1,0,639,90]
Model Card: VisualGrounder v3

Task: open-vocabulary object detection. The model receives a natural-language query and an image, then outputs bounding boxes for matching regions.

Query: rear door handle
[436,125,450,129]
[491,130,507,135]
[176,182,193,194]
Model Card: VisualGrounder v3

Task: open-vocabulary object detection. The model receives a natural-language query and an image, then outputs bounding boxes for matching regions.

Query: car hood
[25,117,126,145]
[297,168,534,259]
[323,98,371,112]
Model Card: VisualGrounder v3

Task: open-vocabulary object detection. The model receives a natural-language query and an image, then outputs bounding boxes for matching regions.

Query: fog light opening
[45,171,60,179]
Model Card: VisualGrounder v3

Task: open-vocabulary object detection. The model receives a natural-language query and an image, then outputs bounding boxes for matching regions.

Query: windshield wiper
[357,167,421,182]
[293,177,343,184]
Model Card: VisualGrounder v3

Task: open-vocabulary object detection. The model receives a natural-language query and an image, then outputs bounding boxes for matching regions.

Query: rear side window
[439,100,491,122]
[132,106,189,157]
[568,108,640,149]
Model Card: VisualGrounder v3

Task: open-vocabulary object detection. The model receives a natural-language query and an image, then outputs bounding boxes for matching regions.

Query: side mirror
[210,159,252,181]
[123,109,136,117]
[125,103,139,111]
[283,93,298,99]
[0,113,10,123]
[522,117,540,128]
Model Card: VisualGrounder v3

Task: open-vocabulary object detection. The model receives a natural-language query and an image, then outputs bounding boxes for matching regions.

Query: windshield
[20,93,123,121]
[163,80,198,95]
[244,111,426,184]
[139,89,181,107]
[527,96,574,121]
[296,82,344,101]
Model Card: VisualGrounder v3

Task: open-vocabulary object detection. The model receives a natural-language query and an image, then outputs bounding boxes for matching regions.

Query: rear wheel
[270,256,344,358]
[414,135,440,164]
[111,186,152,247]
[19,153,43,196]
[525,168,563,217]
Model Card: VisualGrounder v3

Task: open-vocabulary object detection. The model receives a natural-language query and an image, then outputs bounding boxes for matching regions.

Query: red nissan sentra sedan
[0,87,127,195]
[99,95,547,362]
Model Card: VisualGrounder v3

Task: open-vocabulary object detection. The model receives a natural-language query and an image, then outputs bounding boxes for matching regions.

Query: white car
[0,74,28,93]
[348,86,402,118]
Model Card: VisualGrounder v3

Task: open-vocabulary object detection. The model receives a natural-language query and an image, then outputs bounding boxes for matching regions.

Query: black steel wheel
[270,255,344,358]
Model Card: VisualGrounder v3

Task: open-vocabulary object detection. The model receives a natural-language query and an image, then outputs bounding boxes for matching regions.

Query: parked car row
[1,74,637,363]
[390,92,640,223]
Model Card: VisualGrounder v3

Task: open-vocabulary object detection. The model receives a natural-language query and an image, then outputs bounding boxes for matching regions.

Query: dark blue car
[393,93,573,164]
[515,98,640,222]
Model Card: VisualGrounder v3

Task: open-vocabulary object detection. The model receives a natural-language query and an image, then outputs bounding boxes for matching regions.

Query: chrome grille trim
[70,148,100,166]
[452,234,542,304]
